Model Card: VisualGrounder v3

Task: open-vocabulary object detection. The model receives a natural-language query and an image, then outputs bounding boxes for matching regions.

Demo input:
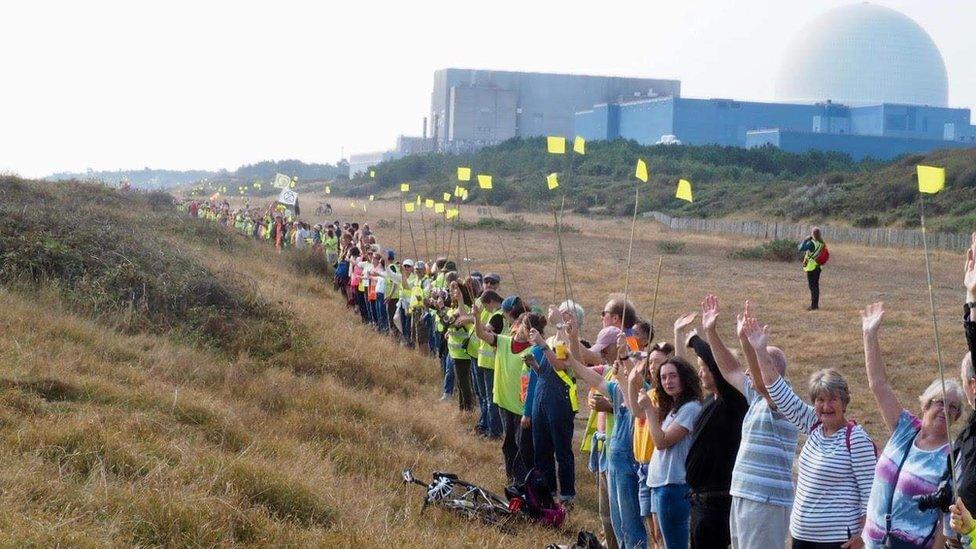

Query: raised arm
[471,302,497,346]
[861,302,902,432]
[673,312,697,360]
[743,315,817,430]
[700,295,746,393]
[561,353,609,395]
[566,316,603,365]
[964,233,976,357]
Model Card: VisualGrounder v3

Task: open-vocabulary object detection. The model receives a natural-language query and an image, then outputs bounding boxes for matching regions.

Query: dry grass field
[1,179,966,547]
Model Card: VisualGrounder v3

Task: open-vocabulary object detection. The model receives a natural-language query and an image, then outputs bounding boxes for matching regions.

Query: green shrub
[729,239,799,262]
[657,240,686,255]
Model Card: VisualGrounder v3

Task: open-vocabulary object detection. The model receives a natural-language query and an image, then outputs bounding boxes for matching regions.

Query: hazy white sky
[2,0,973,178]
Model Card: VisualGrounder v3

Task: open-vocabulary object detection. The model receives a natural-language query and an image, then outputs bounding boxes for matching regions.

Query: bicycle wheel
[439,480,517,532]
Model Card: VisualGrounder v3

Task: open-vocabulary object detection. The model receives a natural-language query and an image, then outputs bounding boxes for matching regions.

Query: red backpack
[814,245,830,266]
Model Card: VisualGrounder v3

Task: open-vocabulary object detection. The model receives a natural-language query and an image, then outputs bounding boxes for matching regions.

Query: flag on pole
[917,165,946,194]
[547,136,566,154]
[273,173,291,188]
[325,186,331,194]
[369,170,375,178]
[457,167,471,181]
[635,159,649,182]
[461,188,469,201]
[478,174,493,189]
[676,179,694,202]
[573,136,586,155]
[454,185,463,197]
[446,208,459,219]
[405,202,415,212]
[400,183,410,192]
[350,201,356,208]
[289,177,297,188]
[435,203,445,213]
[443,192,451,202]
[547,173,559,190]
[368,195,375,201]
[416,195,421,205]
[425,198,434,208]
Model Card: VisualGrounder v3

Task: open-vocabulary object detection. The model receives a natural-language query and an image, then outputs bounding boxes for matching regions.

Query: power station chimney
[423,117,428,139]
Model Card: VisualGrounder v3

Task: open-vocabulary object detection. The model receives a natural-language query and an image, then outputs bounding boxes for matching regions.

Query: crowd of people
[180,197,976,549]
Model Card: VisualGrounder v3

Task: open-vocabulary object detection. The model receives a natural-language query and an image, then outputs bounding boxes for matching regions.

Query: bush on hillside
[729,239,800,262]
[0,177,306,358]
[657,240,686,255]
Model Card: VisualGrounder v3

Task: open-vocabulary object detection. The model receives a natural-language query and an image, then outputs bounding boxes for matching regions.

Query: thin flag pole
[622,184,640,326]
[649,256,664,328]
[918,192,958,486]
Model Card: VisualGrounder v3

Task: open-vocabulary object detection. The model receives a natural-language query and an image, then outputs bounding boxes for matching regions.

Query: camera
[914,478,953,513]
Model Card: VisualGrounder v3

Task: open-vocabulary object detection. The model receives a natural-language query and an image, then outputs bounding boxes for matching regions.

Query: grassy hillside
[0,177,587,545]
[351,138,976,233]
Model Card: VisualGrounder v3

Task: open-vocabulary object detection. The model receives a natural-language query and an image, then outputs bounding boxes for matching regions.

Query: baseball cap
[589,326,623,355]
[444,260,457,272]
[501,296,519,313]
[483,273,501,284]
[402,259,414,267]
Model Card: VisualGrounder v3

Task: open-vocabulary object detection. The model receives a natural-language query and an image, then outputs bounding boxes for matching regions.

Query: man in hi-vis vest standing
[798,227,827,311]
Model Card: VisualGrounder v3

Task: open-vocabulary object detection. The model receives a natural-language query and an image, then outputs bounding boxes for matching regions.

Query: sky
[2,0,973,178]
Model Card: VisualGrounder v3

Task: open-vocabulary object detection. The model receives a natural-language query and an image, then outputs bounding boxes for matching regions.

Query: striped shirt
[768,376,878,543]
[729,376,799,507]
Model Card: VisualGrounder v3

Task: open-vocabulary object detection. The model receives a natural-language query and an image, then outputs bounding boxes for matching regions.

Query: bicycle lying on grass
[401,468,566,534]
[402,468,518,532]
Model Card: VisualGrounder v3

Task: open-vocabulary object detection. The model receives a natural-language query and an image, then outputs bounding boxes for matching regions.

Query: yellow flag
[369,170,375,178]
[435,203,445,213]
[369,195,375,201]
[350,202,356,208]
[405,202,415,212]
[573,136,586,155]
[457,167,471,181]
[400,183,409,192]
[446,208,459,219]
[461,188,469,201]
[676,179,694,202]
[454,185,463,198]
[917,165,946,194]
[478,174,493,189]
[325,186,331,194]
[416,195,421,205]
[547,173,559,190]
[425,199,434,208]
[547,136,566,154]
[635,159,648,182]
[443,192,451,202]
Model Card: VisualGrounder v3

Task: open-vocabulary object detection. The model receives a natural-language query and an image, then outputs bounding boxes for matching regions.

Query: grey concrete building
[430,68,680,151]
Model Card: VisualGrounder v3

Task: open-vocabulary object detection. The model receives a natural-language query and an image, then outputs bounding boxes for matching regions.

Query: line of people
[179,199,976,548]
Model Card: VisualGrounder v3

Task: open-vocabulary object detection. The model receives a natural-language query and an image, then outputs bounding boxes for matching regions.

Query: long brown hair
[654,357,702,418]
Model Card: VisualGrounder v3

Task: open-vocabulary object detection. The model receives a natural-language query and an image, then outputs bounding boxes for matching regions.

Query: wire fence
[643,211,970,251]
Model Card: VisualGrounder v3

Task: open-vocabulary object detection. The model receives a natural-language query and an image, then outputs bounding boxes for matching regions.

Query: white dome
[775,3,948,107]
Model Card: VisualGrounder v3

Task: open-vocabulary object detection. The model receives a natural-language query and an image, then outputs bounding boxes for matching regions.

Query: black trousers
[806,267,821,309]
[690,494,732,549]
[499,408,534,484]
[453,358,474,411]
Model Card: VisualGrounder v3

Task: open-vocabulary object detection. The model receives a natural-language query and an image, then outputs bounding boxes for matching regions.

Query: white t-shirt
[646,400,702,487]
[371,265,387,294]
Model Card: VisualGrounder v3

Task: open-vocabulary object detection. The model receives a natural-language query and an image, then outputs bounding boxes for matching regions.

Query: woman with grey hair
[742,313,877,549]
[860,302,963,548]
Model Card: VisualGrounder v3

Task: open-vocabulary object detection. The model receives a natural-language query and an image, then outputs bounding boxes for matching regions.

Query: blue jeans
[651,483,690,549]
[442,354,455,396]
[607,454,647,549]
[532,388,576,499]
[479,367,502,437]
[372,294,388,332]
[355,290,369,323]
[472,365,487,429]
[398,302,412,345]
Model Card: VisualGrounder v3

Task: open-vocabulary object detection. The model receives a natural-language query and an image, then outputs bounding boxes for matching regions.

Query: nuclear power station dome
[775,3,948,107]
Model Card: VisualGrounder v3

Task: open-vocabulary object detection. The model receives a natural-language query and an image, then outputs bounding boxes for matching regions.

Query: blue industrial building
[575,97,976,160]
